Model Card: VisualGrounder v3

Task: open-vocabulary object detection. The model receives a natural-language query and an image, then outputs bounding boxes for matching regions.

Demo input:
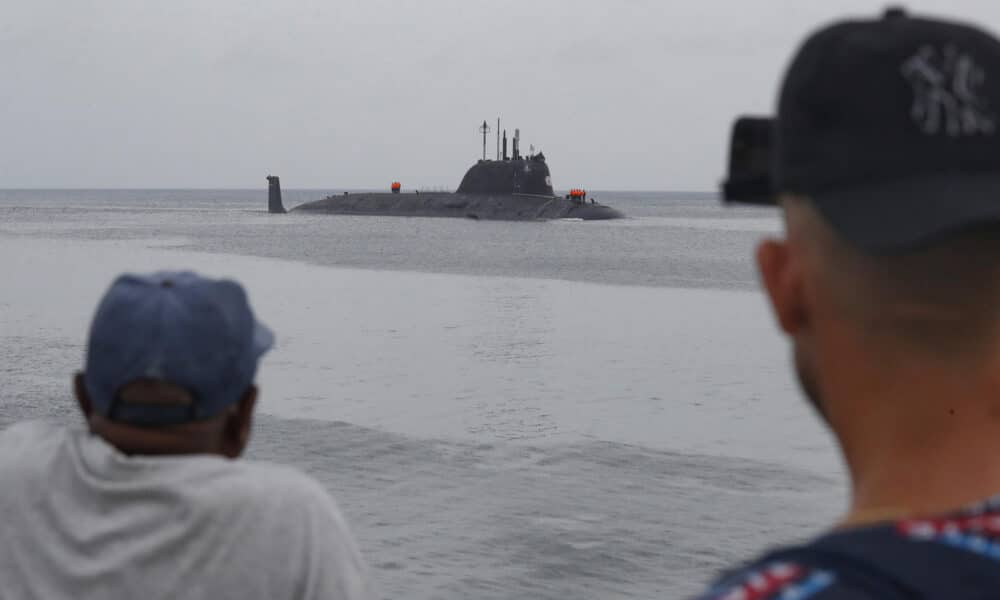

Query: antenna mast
[479,120,491,161]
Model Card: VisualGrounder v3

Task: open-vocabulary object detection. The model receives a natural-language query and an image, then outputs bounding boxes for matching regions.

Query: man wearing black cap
[0,272,374,599]
[701,8,1000,600]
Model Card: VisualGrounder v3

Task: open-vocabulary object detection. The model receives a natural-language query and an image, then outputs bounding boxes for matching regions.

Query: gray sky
[2,0,998,190]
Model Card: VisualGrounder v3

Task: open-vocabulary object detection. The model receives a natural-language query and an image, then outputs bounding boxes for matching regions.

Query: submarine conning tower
[456,153,554,196]
[458,125,554,196]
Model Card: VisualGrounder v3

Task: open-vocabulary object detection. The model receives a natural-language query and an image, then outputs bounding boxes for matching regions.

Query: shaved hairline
[782,195,1000,359]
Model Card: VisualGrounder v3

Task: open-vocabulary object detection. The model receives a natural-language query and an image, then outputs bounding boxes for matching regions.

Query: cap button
[883,6,907,19]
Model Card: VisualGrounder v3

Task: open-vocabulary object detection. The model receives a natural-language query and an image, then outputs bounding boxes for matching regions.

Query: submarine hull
[268,152,625,219]
[293,192,624,220]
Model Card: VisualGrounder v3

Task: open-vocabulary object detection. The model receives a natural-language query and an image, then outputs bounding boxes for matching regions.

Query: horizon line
[0,187,718,194]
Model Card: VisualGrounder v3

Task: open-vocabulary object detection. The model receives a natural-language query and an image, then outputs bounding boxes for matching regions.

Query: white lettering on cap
[900,44,996,136]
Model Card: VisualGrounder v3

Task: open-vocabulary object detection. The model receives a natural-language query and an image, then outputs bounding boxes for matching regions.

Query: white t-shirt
[0,420,375,600]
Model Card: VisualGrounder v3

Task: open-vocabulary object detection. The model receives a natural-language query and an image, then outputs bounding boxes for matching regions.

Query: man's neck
[89,416,227,457]
[841,433,1000,527]
[830,359,1000,527]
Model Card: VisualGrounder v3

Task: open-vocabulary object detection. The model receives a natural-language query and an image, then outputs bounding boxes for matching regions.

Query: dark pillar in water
[267,175,286,214]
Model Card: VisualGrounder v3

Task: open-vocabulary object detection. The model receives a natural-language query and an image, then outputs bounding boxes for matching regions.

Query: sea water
[0,190,846,599]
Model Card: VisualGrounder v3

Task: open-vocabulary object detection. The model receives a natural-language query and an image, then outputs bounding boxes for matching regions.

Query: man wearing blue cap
[0,271,374,599]
[700,7,1000,600]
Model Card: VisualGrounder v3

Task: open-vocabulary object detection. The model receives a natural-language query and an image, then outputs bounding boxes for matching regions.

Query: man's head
[75,271,273,457]
[725,9,1000,428]
[758,197,1000,423]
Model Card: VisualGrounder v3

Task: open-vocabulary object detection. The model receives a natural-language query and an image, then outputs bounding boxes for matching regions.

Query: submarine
[267,123,624,221]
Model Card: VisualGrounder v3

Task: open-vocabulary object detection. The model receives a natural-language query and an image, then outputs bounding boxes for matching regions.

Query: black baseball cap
[723,7,1000,253]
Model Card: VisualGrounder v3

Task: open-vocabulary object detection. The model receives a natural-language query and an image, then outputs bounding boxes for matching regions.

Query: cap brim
[252,321,275,357]
[811,172,1000,254]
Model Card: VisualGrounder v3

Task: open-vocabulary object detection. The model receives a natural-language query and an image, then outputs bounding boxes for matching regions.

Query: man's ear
[74,372,93,420]
[221,386,257,459]
[757,239,809,335]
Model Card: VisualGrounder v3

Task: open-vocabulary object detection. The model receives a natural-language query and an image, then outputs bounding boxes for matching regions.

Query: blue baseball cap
[83,271,274,425]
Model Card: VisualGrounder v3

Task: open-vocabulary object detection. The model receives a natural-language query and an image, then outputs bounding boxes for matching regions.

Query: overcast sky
[2,1,998,190]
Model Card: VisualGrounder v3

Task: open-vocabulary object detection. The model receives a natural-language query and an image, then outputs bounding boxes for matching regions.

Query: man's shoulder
[693,555,874,600]
[0,419,66,444]
[0,420,340,518]
[194,457,346,523]
[219,459,334,503]
[0,420,70,466]
[692,523,919,600]
[694,507,1000,600]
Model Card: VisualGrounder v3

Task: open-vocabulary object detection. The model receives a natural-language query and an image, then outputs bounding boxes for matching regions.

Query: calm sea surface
[0,189,846,599]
